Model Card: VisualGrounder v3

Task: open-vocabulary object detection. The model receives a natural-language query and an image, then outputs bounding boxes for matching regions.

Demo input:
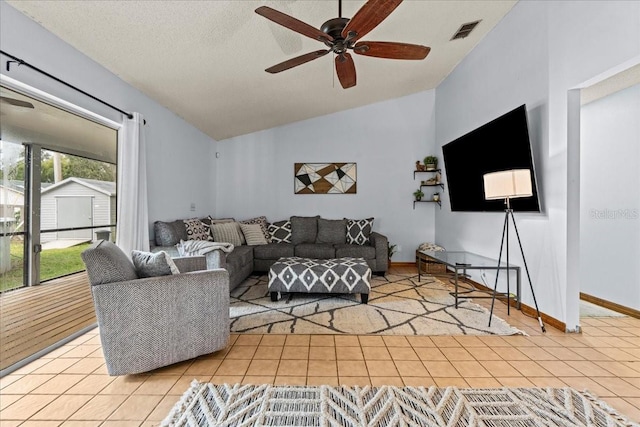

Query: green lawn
[1,241,90,292]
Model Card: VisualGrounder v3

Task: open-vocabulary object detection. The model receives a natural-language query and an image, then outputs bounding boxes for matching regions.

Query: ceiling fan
[0,96,34,109]
[255,0,430,89]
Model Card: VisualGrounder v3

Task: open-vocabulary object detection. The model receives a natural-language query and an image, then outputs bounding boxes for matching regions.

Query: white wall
[0,1,218,235]
[216,90,437,262]
[435,0,640,328]
[580,85,640,310]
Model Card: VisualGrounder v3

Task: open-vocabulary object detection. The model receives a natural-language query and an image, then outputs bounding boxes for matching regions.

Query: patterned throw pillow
[268,220,292,243]
[210,222,244,246]
[183,218,210,241]
[131,250,180,278]
[345,218,374,245]
[239,223,268,246]
[240,216,270,241]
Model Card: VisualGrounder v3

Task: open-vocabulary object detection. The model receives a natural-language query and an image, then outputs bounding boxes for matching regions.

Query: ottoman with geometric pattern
[268,256,371,304]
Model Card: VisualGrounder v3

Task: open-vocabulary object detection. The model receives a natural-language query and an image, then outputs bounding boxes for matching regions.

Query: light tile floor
[1,268,639,426]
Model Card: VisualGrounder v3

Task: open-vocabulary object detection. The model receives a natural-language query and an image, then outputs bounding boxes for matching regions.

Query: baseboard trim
[401,262,566,332]
[580,292,640,319]
[389,262,416,267]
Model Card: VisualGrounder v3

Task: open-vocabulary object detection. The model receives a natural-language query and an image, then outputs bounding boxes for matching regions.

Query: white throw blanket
[176,239,234,257]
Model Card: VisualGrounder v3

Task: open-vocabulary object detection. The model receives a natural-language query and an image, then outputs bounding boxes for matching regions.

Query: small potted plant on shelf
[424,155,438,171]
[413,188,424,201]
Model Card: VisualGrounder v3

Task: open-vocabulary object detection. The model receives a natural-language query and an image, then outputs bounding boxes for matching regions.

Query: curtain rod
[1,50,134,120]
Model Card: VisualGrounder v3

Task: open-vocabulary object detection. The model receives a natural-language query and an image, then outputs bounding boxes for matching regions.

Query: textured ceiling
[7,1,516,141]
[0,86,117,163]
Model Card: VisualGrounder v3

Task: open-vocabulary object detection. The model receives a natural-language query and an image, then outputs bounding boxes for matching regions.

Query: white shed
[0,181,24,220]
[40,178,116,243]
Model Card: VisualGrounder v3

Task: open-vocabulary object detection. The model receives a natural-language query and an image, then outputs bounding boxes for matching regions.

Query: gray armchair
[81,240,229,376]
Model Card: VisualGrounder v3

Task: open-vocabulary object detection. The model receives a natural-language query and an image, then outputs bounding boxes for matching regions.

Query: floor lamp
[483,169,546,333]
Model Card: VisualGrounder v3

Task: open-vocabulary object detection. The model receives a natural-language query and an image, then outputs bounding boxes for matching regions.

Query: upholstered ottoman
[268,257,371,303]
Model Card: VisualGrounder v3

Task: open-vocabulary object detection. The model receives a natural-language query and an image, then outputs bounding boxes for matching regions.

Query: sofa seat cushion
[295,243,335,259]
[254,243,295,259]
[226,245,254,271]
[334,243,376,259]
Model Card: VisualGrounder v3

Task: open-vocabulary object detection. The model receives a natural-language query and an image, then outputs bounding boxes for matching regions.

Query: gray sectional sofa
[152,215,388,290]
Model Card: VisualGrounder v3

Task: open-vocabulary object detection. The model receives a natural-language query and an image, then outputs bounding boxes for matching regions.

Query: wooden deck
[0,272,96,371]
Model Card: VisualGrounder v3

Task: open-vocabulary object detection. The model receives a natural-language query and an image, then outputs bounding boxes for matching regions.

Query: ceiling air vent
[451,20,481,40]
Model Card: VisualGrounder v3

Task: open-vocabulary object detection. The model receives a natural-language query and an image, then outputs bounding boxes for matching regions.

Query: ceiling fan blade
[0,96,35,109]
[255,6,333,43]
[354,41,430,60]
[335,53,356,89]
[342,0,403,42]
[265,49,331,74]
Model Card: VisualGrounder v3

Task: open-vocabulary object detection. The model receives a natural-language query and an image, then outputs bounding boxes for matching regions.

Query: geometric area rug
[230,273,524,336]
[161,381,638,426]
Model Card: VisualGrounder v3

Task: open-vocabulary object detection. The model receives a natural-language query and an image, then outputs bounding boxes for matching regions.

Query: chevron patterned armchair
[81,240,230,376]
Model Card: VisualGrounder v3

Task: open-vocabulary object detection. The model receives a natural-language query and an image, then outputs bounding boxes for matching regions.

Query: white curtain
[116,112,149,257]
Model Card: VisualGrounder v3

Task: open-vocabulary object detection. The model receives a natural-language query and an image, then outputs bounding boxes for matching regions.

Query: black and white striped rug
[230,272,523,336]
[162,381,637,426]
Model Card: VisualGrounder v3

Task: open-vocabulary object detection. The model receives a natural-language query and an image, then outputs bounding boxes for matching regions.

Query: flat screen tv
[442,104,541,212]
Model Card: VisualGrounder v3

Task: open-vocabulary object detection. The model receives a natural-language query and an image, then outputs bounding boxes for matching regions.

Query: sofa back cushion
[316,218,347,245]
[81,240,138,286]
[345,218,374,245]
[290,215,320,244]
[154,220,188,246]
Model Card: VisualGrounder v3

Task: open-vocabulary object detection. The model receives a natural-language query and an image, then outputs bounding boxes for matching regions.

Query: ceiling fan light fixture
[255,0,431,88]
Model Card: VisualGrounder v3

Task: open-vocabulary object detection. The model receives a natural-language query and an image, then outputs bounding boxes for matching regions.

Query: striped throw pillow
[210,222,243,246]
[239,223,268,246]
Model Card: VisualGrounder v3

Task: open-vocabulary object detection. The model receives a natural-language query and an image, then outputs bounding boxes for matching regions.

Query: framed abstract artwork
[294,163,357,194]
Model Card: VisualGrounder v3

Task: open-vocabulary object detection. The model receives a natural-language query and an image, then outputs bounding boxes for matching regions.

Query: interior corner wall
[580,85,640,310]
[216,90,437,262]
[0,1,218,235]
[434,0,640,326]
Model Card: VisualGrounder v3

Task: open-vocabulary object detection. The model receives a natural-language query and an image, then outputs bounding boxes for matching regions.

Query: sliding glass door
[0,141,26,292]
[0,85,118,288]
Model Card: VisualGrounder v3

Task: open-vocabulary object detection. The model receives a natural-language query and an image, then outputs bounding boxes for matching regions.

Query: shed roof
[41,177,116,196]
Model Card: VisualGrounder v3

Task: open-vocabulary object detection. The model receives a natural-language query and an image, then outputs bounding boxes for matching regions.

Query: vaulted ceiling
[6,1,516,140]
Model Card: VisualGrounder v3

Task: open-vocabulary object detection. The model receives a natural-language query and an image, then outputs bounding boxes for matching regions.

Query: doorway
[579,66,640,317]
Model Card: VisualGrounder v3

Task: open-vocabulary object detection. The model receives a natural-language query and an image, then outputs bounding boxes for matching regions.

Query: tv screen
[442,104,541,212]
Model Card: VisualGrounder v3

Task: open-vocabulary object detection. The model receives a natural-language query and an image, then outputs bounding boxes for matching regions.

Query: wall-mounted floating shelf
[413,168,441,179]
[414,200,442,209]
[420,183,445,190]
[413,169,444,209]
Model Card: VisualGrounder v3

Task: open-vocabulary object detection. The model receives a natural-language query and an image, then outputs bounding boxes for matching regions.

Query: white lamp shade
[483,169,533,200]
